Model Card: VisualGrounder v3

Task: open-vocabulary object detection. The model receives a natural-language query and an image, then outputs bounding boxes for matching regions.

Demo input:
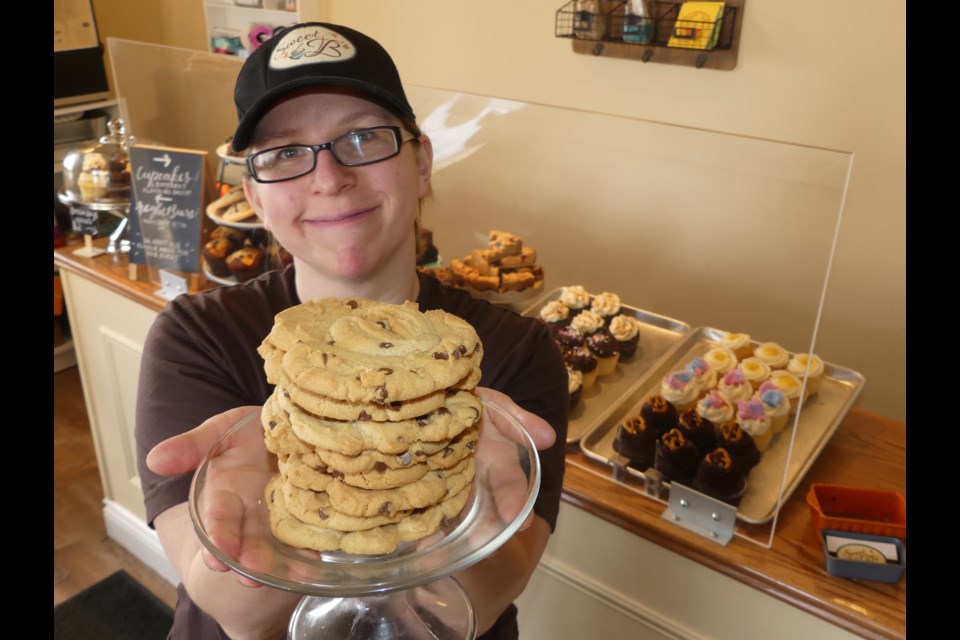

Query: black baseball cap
[231,22,416,152]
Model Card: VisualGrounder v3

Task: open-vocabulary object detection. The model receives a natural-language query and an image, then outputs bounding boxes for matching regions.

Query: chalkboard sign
[70,205,100,236]
[128,144,208,273]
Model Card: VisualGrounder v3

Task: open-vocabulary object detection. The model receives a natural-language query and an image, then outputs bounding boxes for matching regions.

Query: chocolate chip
[433,352,449,360]
[379,367,393,375]
[389,401,402,410]
[380,342,393,349]
[458,345,468,356]
[269,420,277,430]
[270,490,275,503]
[379,502,392,515]
[415,450,427,457]
[331,470,344,480]
[376,384,389,401]
[377,320,387,328]
[438,407,451,416]
[346,300,359,309]
[373,462,388,472]
[327,339,335,346]
[417,417,429,426]
[322,353,328,365]
[317,508,328,520]
[358,410,372,421]
[452,349,461,360]
[443,447,453,458]
[283,391,290,398]
[466,441,475,450]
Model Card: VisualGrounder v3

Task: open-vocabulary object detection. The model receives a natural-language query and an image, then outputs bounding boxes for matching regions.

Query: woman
[136,22,568,639]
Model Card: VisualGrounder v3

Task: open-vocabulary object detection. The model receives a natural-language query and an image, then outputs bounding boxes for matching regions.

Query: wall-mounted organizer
[555,0,745,70]
[203,1,305,57]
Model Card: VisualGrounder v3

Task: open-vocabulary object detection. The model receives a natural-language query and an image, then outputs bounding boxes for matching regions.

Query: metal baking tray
[579,327,866,524]
[521,288,692,443]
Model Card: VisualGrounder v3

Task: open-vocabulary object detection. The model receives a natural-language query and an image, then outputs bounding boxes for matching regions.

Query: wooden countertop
[54,241,907,640]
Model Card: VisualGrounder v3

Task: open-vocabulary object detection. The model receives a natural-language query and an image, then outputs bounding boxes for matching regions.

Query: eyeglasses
[246,126,415,183]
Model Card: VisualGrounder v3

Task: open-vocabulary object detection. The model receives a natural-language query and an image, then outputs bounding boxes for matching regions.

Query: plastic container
[821,529,905,584]
[806,483,906,540]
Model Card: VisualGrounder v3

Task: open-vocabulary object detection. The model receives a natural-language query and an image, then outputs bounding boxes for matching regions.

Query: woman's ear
[415,134,434,199]
[242,176,269,231]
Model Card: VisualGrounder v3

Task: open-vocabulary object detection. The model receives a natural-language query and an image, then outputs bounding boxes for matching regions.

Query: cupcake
[570,309,605,337]
[590,292,621,326]
[703,346,738,375]
[567,366,583,409]
[559,285,591,313]
[739,357,772,391]
[695,390,735,432]
[613,414,657,471]
[564,346,599,391]
[717,368,754,405]
[717,422,762,474]
[654,429,701,483]
[677,408,717,455]
[608,314,641,359]
[736,399,773,452]
[660,369,699,414]
[768,370,806,415]
[78,152,108,201]
[693,448,748,506]
[554,325,584,352]
[755,381,791,434]
[640,395,679,436]
[684,357,717,397]
[720,332,753,360]
[787,353,826,396]
[209,225,246,251]
[539,300,571,338]
[226,246,265,282]
[753,342,791,370]
[586,329,620,376]
[202,237,235,278]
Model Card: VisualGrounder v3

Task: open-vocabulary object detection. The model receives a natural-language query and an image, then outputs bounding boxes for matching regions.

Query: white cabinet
[203,1,321,56]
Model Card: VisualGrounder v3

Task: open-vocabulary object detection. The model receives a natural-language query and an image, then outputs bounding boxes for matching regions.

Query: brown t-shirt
[135,266,568,639]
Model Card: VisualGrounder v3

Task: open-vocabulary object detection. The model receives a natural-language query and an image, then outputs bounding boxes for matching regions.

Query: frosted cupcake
[736,399,773,452]
[755,381,790,433]
[768,370,806,415]
[720,332,753,360]
[660,369,699,414]
[608,314,641,359]
[717,368,754,405]
[753,342,791,370]
[570,309,604,337]
[560,285,591,313]
[539,300,570,338]
[567,366,583,408]
[703,346,738,376]
[685,357,717,397]
[696,390,735,431]
[787,353,826,395]
[739,357,772,391]
[590,292,621,326]
[586,329,620,376]
[564,346,598,391]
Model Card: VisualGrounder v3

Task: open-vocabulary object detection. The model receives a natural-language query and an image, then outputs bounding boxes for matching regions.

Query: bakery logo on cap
[270,25,355,69]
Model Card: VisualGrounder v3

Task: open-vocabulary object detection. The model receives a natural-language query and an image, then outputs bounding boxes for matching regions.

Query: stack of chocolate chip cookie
[257,297,484,555]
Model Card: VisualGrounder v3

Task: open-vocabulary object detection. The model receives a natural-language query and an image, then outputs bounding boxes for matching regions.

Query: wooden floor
[53,364,178,610]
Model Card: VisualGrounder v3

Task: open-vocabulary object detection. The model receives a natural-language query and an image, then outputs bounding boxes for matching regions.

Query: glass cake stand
[188,399,541,639]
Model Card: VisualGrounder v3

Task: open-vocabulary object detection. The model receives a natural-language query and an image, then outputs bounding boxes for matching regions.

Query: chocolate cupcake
[639,394,679,436]
[202,237,235,277]
[226,246,265,282]
[692,448,747,505]
[609,314,641,359]
[209,225,246,251]
[586,328,620,376]
[677,408,717,456]
[654,429,700,484]
[718,422,762,474]
[539,300,571,339]
[554,325,584,351]
[613,415,657,471]
[564,345,598,391]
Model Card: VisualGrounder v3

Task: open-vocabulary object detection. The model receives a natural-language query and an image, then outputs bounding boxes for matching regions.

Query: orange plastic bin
[806,483,906,540]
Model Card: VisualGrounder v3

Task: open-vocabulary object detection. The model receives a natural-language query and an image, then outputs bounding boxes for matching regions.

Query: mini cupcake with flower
[736,399,773,452]
[717,368,754,405]
[695,390,736,432]
[685,357,717,397]
[755,380,791,433]
[660,369,699,414]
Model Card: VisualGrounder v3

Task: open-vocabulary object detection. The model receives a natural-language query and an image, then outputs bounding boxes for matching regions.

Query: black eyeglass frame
[245,126,416,184]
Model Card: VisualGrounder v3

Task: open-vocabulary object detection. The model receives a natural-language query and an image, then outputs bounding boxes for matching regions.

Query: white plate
[216,142,246,165]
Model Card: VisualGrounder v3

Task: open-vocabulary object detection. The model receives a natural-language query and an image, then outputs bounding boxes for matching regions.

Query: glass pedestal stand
[189,400,541,640]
